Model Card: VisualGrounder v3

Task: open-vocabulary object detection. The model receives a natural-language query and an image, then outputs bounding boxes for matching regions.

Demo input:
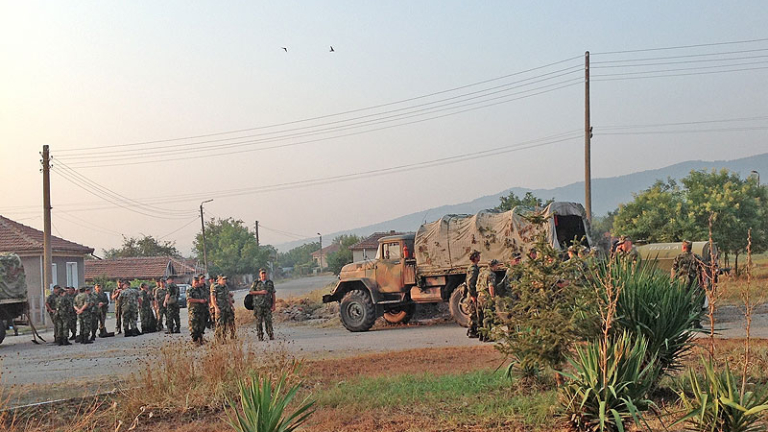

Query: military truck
[0,253,29,344]
[636,241,719,274]
[322,202,593,332]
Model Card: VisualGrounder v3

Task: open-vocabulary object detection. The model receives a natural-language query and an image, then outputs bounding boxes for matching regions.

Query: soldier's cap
[617,235,631,244]
[682,240,693,248]
[78,286,86,292]
[166,275,175,280]
[219,275,228,279]
[511,252,522,259]
[85,286,93,290]
[469,250,480,259]
[489,259,500,266]
[198,274,206,279]
[259,268,267,273]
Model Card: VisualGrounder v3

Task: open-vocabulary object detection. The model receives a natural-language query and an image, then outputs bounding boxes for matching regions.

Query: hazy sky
[1,1,767,255]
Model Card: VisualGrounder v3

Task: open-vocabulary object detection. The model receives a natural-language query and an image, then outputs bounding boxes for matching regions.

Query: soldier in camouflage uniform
[139,283,156,333]
[45,285,61,343]
[197,274,213,329]
[614,235,640,263]
[249,269,275,341]
[93,284,110,337]
[207,275,217,329]
[111,281,124,334]
[66,286,77,340]
[187,276,209,344]
[465,251,481,339]
[476,259,501,342]
[119,282,140,337]
[54,288,73,346]
[212,275,236,340]
[73,286,94,344]
[164,276,181,334]
[672,240,703,290]
[88,286,99,341]
[153,279,167,332]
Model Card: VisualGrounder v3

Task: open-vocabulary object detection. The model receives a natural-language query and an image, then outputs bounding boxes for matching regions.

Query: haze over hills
[277,152,768,251]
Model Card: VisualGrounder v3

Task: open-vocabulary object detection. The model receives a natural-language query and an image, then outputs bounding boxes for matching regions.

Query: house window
[51,263,58,287]
[66,262,78,287]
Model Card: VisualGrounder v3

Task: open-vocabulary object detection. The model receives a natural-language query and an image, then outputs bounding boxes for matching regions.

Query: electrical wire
[591,48,768,64]
[591,37,768,56]
[158,217,200,240]
[259,224,314,240]
[593,65,768,81]
[598,116,768,131]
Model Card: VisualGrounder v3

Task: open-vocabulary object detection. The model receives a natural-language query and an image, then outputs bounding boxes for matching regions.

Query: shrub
[228,372,315,432]
[588,260,701,374]
[675,358,768,432]
[562,332,660,432]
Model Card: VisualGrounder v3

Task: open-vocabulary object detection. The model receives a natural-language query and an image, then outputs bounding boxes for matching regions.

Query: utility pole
[42,146,52,302]
[200,199,213,275]
[317,233,323,273]
[584,51,592,222]
[254,220,259,248]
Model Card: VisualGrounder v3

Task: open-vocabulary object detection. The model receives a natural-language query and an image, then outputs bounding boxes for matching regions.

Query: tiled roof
[311,243,341,257]
[0,215,94,255]
[85,256,198,281]
[349,231,404,250]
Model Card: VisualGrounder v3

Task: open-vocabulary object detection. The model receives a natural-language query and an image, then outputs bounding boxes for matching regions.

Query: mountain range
[276,152,768,251]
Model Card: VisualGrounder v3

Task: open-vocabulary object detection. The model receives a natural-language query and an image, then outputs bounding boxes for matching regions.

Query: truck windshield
[381,242,402,260]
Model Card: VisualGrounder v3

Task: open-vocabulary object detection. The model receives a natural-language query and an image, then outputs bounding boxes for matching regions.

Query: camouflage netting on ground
[0,253,27,301]
[414,202,592,272]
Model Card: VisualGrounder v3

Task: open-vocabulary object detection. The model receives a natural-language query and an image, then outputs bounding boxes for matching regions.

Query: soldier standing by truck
[54,288,73,346]
[672,240,703,290]
[465,251,481,339]
[112,281,123,334]
[249,269,275,341]
[476,259,501,342]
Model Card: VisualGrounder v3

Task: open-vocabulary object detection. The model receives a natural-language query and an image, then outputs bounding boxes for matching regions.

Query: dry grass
[718,254,768,306]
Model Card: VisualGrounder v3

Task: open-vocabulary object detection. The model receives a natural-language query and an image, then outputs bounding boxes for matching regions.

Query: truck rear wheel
[383,304,416,325]
[340,289,376,332]
[449,284,470,328]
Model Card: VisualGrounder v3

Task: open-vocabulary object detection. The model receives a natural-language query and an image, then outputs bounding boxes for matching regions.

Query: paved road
[0,272,762,405]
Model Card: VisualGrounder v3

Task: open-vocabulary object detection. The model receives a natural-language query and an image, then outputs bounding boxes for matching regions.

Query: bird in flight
[329,46,334,52]
[281,47,288,52]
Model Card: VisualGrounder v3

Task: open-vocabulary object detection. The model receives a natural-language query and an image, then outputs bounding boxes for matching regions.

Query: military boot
[61,338,71,346]
[55,337,63,346]
[99,328,108,338]
[69,333,77,341]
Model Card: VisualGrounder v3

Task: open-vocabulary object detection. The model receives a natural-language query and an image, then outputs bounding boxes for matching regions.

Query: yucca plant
[589,260,701,374]
[676,359,768,432]
[562,332,660,432]
[227,372,315,432]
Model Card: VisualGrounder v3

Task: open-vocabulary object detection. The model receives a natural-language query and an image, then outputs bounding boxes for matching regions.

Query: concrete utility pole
[200,199,213,275]
[42,146,53,299]
[584,51,593,222]
[254,220,260,248]
[751,170,760,186]
[317,233,323,272]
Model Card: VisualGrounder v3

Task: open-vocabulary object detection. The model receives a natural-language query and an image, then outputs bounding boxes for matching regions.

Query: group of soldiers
[464,237,710,341]
[45,269,279,347]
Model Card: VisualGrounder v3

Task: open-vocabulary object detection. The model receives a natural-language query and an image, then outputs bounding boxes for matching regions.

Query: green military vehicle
[323,202,593,332]
[636,241,719,274]
[0,253,30,344]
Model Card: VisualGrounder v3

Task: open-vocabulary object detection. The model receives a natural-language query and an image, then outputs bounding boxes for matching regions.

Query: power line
[599,115,768,131]
[57,55,584,153]
[259,224,314,240]
[593,60,768,77]
[593,65,768,81]
[55,212,124,236]
[158,217,200,240]
[600,126,768,136]
[591,47,768,64]
[591,37,768,56]
[592,54,768,68]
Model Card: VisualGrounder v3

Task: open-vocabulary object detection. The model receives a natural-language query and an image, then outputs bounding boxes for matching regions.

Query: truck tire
[0,324,6,345]
[340,290,376,332]
[383,304,416,325]
[449,285,470,328]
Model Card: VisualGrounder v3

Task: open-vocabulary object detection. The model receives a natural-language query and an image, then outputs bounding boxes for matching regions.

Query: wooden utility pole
[42,146,53,298]
[200,199,213,275]
[584,51,592,222]
[254,220,260,248]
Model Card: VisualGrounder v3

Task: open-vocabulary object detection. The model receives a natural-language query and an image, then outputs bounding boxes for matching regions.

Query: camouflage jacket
[187,285,208,312]
[93,291,110,313]
[166,283,180,307]
[212,283,233,313]
[46,293,58,314]
[119,288,140,312]
[466,264,479,297]
[139,290,153,313]
[250,280,275,309]
[56,294,74,319]
[672,251,702,283]
[153,286,168,307]
[477,267,496,297]
[74,292,93,313]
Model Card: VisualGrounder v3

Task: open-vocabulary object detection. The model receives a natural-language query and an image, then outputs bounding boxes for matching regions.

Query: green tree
[326,234,361,275]
[495,191,554,212]
[612,179,690,243]
[278,242,320,268]
[194,218,274,277]
[103,235,180,258]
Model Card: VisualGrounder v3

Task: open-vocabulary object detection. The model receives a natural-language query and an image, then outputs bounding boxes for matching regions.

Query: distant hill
[276,153,768,251]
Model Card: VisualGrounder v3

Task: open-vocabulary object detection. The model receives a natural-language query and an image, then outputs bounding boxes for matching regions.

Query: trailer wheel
[449,284,471,328]
[383,304,416,325]
[0,324,6,345]
[340,289,376,332]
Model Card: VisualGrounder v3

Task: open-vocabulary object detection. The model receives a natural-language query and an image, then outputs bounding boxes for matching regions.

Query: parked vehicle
[322,202,593,332]
[0,253,30,344]
[636,241,720,274]
[177,283,189,308]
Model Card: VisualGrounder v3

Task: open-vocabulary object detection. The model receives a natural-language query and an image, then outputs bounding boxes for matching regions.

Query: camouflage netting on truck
[414,202,592,273]
[0,253,27,301]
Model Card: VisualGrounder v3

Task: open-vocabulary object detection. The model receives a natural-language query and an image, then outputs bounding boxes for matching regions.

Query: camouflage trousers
[77,312,92,338]
[115,302,122,331]
[477,294,495,338]
[166,305,180,332]
[122,308,138,333]
[188,306,207,341]
[69,314,77,337]
[140,308,156,333]
[215,309,236,340]
[48,312,59,339]
[466,297,479,337]
[96,308,107,331]
[253,307,273,340]
[54,315,70,341]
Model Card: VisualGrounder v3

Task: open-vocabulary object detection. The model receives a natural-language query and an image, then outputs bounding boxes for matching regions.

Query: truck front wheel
[340,290,376,332]
[449,285,471,328]
[383,304,416,325]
